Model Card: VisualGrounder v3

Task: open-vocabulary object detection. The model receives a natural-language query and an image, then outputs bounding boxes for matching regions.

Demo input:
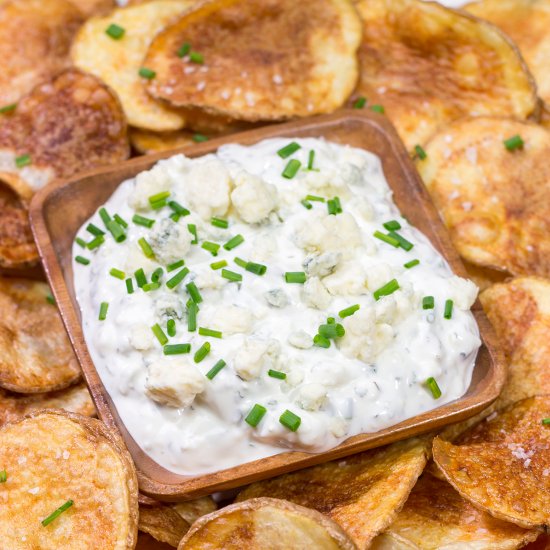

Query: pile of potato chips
[0,0,549,548]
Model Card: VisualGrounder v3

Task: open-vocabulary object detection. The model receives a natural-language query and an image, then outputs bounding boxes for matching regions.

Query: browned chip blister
[353,0,538,149]
[138,505,190,547]
[418,117,550,277]
[144,0,362,121]
[237,437,430,548]
[0,278,81,393]
[433,395,550,529]
[0,69,129,199]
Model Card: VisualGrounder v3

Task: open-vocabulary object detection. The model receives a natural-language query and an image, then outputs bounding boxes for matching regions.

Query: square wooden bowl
[29,110,505,501]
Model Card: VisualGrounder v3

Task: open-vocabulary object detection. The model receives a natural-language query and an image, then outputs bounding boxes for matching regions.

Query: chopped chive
[339,304,360,318]
[75,255,90,265]
[206,359,226,380]
[15,154,31,168]
[201,241,220,256]
[211,217,228,229]
[187,224,198,244]
[98,207,111,227]
[0,470,6,483]
[0,103,16,114]
[150,198,167,210]
[107,220,126,243]
[234,257,248,269]
[307,150,315,170]
[198,327,222,339]
[132,214,155,228]
[221,269,242,282]
[151,323,168,345]
[142,282,160,292]
[186,281,202,303]
[87,235,105,250]
[444,299,454,319]
[370,104,385,114]
[166,267,189,289]
[245,404,267,427]
[177,42,191,57]
[334,197,342,212]
[86,223,105,237]
[148,191,170,206]
[210,260,228,270]
[223,234,244,251]
[422,296,435,310]
[167,259,184,272]
[169,201,190,220]
[113,214,128,228]
[125,278,134,294]
[41,500,73,527]
[426,377,442,399]
[163,343,191,355]
[246,262,267,276]
[373,279,400,300]
[504,134,524,151]
[327,317,335,324]
[194,342,211,363]
[138,237,155,258]
[404,259,420,269]
[151,267,164,282]
[327,199,338,215]
[353,96,367,109]
[373,231,399,248]
[313,334,330,348]
[277,141,301,159]
[46,293,55,305]
[388,231,413,251]
[98,302,109,321]
[542,418,550,425]
[75,237,87,248]
[192,133,209,143]
[282,158,301,179]
[105,23,125,39]
[301,199,312,210]
[306,194,325,202]
[268,369,286,380]
[279,410,301,431]
[383,220,401,231]
[187,301,197,332]
[318,323,345,339]
[167,319,176,337]
[189,51,204,64]
[139,67,156,79]
[414,145,427,160]
[285,272,306,284]
[109,268,125,280]
[134,268,147,288]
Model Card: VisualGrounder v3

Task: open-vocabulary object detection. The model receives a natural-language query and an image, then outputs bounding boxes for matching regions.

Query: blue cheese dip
[73,137,481,475]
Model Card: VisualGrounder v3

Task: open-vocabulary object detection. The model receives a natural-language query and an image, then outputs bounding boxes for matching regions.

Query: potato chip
[467,0,550,105]
[0,0,84,107]
[179,497,356,550]
[0,278,81,393]
[173,496,216,525]
[139,505,190,547]
[145,0,362,121]
[370,473,539,549]
[237,438,429,548]
[418,117,550,277]
[353,0,537,149]
[0,411,138,547]
[0,69,129,199]
[69,0,115,16]
[137,532,174,550]
[433,395,550,529]
[130,128,199,154]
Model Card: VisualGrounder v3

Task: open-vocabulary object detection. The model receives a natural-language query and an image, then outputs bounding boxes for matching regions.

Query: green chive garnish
[151,323,168,345]
[373,279,400,300]
[177,42,191,58]
[306,194,325,202]
[139,67,156,79]
[277,142,301,159]
[210,260,228,270]
[187,301,197,332]
[15,154,31,168]
[86,223,105,237]
[75,255,90,265]
[148,191,170,206]
[186,281,202,303]
[504,134,524,151]
[75,237,87,248]
[98,207,111,227]
[109,268,125,280]
[370,104,385,114]
[301,199,312,210]
[189,51,203,64]
[187,224,198,244]
[246,262,267,276]
[211,217,228,229]
[98,302,109,321]
[542,418,550,425]
[327,317,335,324]
[444,299,454,319]
[404,259,420,269]
[282,159,301,179]
[192,133,208,143]
[166,267,189,289]
[234,257,247,269]
[151,267,164,282]
[194,342,211,363]
[0,470,6,483]
[414,145,427,160]
[105,23,125,39]
[339,304,360,318]
[318,323,345,339]
[353,96,366,109]
[142,282,160,292]
[388,231,413,251]
[222,269,242,282]
[373,231,399,247]
[202,241,220,256]
[167,319,176,337]
[206,359,226,380]
[279,410,301,431]
[169,201,190,221]
[0,103,16,114]
[426,377,442,399]
[107,220,126,243]
[87,235,105,250]
[41,500,73,527]
[383,220,401,231]
[422,296,434,310]
[268,369,286,380]
[285,272,306,284]
[113,214,128,228]
[125,278,134,294]
[46,293,55,305]
[327,197,342,215]
[223,234,244,251]
[135,268,147,288]
[132,214,155,228]
[164,343,191,355]
[313,334,330,348]
[307,150,315,170]
[167,259,184,272]
[245,404,267,427]
[138,237,155,258]
[198,327,222,339]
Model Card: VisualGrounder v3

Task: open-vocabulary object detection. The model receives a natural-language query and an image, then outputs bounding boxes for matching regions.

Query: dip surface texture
[73,138,480,475]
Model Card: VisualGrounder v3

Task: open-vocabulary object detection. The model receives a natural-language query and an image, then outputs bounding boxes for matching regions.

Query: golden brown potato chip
[371,473,539,549]
[139,506,190,547]
[353,0,537,149]
[0,410,138,547]
[462,260,509,292]
[433,395,550,529]
[130,128,200,154]
[173,496,216,525]
[0,382,95,427]
[137,532,175,550]
[0,278,81,393]
[179,497,357,550]
[145,0,362,121]
[237,438,429,548]
[467,0,550,105]
[418,117,550,277]
[69,0,115,16]
[0,0,84,106]
[0,69,129,199]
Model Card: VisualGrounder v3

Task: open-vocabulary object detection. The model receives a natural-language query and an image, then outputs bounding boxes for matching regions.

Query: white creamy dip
[73,137,481,475]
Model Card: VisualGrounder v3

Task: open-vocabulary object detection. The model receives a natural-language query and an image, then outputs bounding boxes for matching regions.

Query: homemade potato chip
[467,0,550,105]
[237,438,430,548]
[179,497,357,550]
[69,0,115,16]
[0,278,81,393]
[418,117,550,277]
[173,496,216,525]
[139,505,190,547]
[0,382,95,427]
[370,473,539,549]
[0,411,138,548]
[145,0,362,121]
[0,0,84,107]
[353,0,538,149]
[130,128,200,154]
[137,533,174,550]
[0,69,129,199]
[433,395,550,529]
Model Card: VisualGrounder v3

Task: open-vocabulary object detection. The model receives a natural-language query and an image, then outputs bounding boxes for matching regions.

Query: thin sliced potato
[467,0,550,105]
[179,497,357,550]
[130,128,200,154]
[371,473,539,549]
[353,0,538,149]
[137,533,175,550]
[139,506,190,547]
[433,395,550,529]
[173,496,216,525]
[0,0,84,106]
[145,0,362,121]
[237,438,430,548]
[0,69,129,199]
[69,0,115,16]
[0,278,81,393]
[0,410,138,548]
[418,117,550,277]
